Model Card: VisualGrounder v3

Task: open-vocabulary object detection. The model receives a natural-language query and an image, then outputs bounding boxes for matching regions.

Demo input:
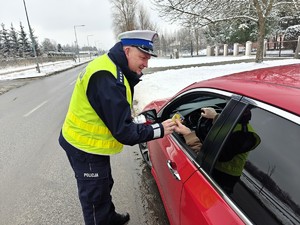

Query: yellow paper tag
[172,112,183,122]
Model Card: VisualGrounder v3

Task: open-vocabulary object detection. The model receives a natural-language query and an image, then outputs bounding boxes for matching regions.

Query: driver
[174,107,218,154]
[174,107,261,194]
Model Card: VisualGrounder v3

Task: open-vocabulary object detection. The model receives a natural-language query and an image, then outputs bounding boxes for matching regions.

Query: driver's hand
[201,107,218,119]
[174,119,191,135]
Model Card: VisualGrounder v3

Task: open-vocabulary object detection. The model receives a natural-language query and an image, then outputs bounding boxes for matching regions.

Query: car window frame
[157,88,241,163]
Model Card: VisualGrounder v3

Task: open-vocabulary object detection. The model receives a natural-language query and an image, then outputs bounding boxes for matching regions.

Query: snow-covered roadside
[0,58,92,80]
[1,55,299,115]
[0,55,254,81]
[148,55,255,67]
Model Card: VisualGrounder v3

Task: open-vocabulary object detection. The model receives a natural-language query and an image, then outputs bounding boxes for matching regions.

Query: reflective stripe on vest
[62,54,132,155]
[215,123,258,177]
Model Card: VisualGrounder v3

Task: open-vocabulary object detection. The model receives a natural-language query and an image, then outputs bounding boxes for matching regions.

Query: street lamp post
[74,24,85,62]
[23,0,40,73]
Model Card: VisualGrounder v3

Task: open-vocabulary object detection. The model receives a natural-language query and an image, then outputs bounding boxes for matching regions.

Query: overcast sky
[0,0,177,50]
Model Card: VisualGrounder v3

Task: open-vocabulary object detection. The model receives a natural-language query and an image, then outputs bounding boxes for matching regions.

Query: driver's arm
[201,107,220,123]
[174,108,219,154]
[174,108,219,135]
[174,119,202,153]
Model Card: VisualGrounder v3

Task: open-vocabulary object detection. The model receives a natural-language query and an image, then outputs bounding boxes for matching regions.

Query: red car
[139,64,300,225]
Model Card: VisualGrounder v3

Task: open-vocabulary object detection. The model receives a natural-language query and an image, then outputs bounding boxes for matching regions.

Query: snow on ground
[0,59,88,80]
[1,55,299,113]
[135,57,300,112]
[148,55,252,67]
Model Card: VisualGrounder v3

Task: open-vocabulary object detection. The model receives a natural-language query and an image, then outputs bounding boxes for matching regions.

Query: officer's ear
[123,46,131,57]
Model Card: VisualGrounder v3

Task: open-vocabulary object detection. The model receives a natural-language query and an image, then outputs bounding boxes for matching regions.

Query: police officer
[59,30,176,225]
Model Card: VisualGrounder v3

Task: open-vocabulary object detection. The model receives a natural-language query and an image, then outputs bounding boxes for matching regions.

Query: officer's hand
[201,107,217,119]
[162,119,176,136]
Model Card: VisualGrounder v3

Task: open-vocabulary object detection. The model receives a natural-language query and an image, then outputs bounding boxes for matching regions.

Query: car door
[179,99,249,225]
[180,170,247,225]
[149,135,197,225]
[150,89,235,225]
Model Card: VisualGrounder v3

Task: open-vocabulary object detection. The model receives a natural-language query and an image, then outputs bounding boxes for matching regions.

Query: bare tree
[41,38,56,53]
[152,0,300,62]
[136,4,157,30]
[111,0,138,37]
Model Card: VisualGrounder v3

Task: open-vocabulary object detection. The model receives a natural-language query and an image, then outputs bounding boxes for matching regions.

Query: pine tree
[10,23,19,58]
[1,23,11,58]
[18,22,31,58]
[30,28,41,56]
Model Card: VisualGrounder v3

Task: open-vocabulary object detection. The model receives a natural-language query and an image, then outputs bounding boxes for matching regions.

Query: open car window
[160,91,229,157]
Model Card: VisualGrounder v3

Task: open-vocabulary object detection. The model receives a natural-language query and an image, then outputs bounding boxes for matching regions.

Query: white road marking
[69,80,76,86]
[23,100,48,117]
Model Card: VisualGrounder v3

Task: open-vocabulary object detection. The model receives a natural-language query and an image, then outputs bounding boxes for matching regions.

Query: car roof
[188,63,300,116]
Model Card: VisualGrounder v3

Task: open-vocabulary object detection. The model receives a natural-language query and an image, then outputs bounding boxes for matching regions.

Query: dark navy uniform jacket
[59,42,164,152]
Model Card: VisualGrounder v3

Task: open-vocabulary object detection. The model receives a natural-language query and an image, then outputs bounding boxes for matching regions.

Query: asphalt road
[0,65,169,225]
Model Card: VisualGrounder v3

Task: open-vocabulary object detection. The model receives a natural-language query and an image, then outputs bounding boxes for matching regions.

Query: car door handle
[166,160,181,181]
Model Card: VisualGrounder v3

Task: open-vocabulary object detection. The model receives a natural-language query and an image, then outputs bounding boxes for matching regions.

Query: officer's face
[124,47,151,75]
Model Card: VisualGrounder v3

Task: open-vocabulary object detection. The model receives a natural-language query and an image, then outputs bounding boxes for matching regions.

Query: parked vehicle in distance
[139,64,300,225]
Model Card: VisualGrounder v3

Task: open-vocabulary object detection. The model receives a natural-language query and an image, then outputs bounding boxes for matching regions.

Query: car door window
[212,105,300,225]
[160,91,229,156]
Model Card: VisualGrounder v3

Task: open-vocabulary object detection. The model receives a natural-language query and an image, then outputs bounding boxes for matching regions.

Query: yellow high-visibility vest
[215,124,259,177]
[62,54,132,155]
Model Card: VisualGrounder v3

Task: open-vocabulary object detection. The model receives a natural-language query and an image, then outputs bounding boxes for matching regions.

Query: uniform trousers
[64,147,115,225]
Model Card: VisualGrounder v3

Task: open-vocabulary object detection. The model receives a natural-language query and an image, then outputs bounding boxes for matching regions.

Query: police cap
[118,30,158,57]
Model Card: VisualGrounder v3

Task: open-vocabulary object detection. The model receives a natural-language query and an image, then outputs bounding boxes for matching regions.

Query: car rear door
[207,99,300,225]
[180,169,246,225]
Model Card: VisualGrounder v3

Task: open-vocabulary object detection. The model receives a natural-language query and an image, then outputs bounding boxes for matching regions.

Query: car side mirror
[139,109,159,124]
